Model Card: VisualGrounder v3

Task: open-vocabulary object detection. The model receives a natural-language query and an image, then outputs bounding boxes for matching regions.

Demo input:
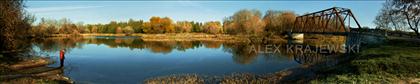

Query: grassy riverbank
[311,38,420,83]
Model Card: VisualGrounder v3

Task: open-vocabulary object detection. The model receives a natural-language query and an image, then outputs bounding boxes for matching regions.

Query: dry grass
[143,70,296,84]
[144,74,204,84]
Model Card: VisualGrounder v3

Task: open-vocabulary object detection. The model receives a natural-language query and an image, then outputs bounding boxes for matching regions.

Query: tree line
[31,9,297,36]
[374,0,420,37]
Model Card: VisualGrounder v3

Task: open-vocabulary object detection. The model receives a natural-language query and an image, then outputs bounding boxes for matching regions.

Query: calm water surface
[33,35,347,83]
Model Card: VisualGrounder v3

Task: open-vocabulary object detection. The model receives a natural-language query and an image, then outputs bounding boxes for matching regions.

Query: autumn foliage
[0,0,33,57]
[224,9,266,35]
[263,10,296,35]
[176,21,193,33]
[30,9,299,36]
[203,21,223,34]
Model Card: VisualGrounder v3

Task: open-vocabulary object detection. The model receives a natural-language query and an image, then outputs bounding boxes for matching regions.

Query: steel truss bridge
[289,7,386,55]
[291,7,362,34]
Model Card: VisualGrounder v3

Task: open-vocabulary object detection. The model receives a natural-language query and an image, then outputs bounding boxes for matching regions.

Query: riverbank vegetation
[0,0,33,61]
[310,38,420,83]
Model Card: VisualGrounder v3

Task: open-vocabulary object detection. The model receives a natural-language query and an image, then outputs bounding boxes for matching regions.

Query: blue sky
[25,1,384,28]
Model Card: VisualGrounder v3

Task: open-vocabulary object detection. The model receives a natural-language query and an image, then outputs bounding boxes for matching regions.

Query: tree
[123,26,134,34]
[263,10,296,35]
[176,21,192,33]
[127,19,144,33]
[32,19,47,36]
[149,17,164,33]
[76,22,86,33]
[223,17,235,34]
[191,22,203,33]
[70,24,80,34]
[56,18,81,34]
[389,0,420,37]
[224,9,265,35]
[31,24,46,36]
[90,25,98,33]
[142,22,151,33]
[32,18,64,35]
[374,0,405,31]
[203,21,222,34]
[161,17,175,33]
[149,17,175,33]
[97,24,107,33]
[1,0,39,58]
[83,27,90,33]
[46,25,58,34]
[116,26,123,34]
[107,21,118,33]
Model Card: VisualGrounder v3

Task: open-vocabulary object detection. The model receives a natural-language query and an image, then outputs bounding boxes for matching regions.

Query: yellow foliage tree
[115,26,123,34]
[176,21,193,33]
[203,21,222,34]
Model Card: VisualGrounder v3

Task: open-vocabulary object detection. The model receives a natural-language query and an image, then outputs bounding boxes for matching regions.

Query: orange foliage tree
[149,17,175,33]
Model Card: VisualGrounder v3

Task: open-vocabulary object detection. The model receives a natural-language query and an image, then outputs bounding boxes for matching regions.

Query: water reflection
[31,34,354,83]
[33,34,351,66]
[287,34,349,69]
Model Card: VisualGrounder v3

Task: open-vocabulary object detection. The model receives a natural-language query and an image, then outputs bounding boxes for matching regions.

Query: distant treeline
[30,9,296,36]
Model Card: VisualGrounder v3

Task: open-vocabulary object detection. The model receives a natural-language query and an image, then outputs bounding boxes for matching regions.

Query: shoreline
[0,57,73,83]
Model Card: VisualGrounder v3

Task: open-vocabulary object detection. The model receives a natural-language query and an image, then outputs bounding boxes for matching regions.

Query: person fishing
[59,49,66,68]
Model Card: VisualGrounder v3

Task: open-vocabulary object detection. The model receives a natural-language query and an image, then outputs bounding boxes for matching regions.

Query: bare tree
[374,0,405,31]
[391,0,420,37]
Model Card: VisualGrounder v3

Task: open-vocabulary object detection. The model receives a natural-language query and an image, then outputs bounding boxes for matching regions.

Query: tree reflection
[32,35,349,65]
[303,34,346,48]
[286,34,348,67]
[201,41,222,49]
[145,41,176,54]
[32,37,84,53]
[223,43,259,64]
[176,41,200,51]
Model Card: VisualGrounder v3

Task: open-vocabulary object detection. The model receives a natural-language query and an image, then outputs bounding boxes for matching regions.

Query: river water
[32,35,349,83]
